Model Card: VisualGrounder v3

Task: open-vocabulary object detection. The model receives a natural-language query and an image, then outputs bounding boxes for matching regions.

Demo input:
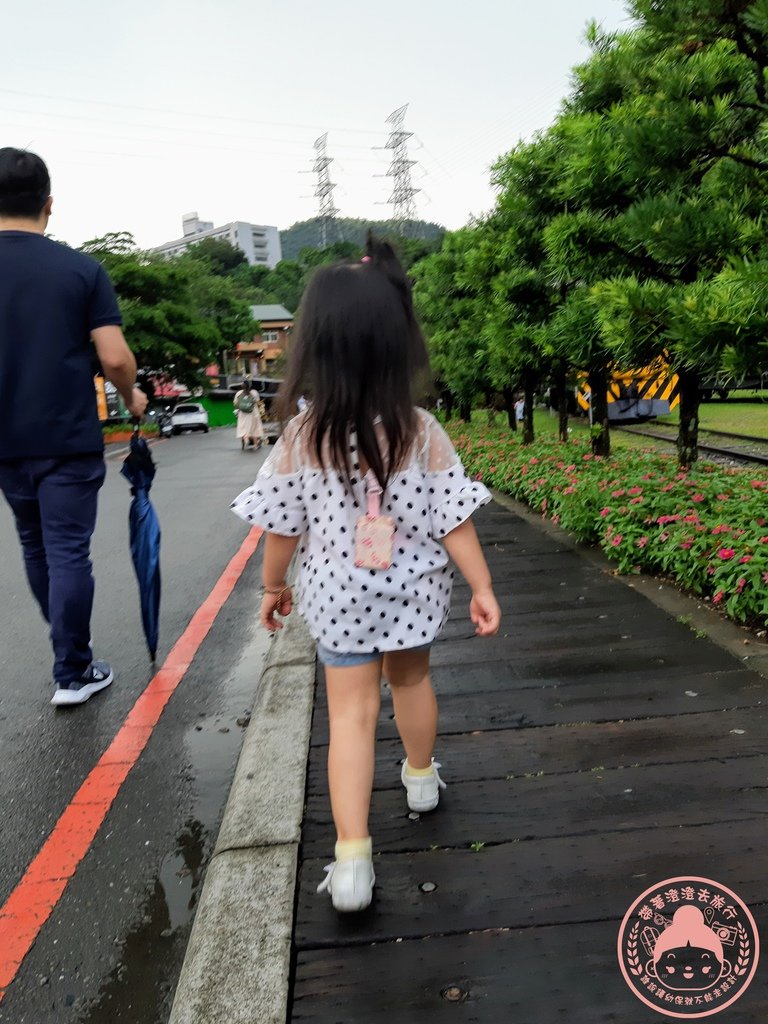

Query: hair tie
[361,255,371,263]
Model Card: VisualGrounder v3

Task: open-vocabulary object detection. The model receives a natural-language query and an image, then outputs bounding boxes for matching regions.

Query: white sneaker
[401,759,447,812]
[317,857,375,913]
[51,661,114,706]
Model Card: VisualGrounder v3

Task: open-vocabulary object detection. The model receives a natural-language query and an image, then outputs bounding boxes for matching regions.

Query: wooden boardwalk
[289,503,768,1022]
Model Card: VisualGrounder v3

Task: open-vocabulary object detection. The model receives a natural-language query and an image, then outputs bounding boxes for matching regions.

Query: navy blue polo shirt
[0,231,122,459]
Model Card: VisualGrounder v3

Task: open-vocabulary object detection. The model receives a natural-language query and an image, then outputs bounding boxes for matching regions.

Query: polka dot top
[231,408,491,654]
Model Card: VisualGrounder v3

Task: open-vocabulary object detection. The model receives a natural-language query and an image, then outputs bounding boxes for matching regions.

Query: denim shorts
[317,643,431,668]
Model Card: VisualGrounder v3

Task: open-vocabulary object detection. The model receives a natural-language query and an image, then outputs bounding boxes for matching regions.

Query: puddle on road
[77,629,270,1024]
[76,819,205,1024]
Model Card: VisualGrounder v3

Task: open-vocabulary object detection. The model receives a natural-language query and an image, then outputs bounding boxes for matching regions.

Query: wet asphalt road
[0,430,273,1023]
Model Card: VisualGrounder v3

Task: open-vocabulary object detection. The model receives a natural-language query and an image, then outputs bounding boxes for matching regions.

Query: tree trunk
[522,369,535,445]
[555,360,569,443]
[502,385,517,432]
[459,398,472,422]
[587,364,611,457]
[443,390,454,421]
[676,367,700,469]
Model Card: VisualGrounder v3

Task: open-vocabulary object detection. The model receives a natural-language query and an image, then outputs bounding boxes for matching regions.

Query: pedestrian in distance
[231,233,501,913]
[233,379,265,451]
[0,147,148,707]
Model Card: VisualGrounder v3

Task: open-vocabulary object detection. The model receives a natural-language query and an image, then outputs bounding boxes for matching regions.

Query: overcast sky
[1,0,631,250]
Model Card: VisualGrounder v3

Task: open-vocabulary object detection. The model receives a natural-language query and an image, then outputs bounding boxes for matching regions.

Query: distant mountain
[279,217,445,261]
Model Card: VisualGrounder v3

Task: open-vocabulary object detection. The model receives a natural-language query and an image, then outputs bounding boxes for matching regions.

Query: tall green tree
[81,233,254,390]
[552,11,768,464]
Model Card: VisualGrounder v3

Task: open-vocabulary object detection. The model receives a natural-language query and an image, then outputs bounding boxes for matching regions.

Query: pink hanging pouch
[354,471,395,569]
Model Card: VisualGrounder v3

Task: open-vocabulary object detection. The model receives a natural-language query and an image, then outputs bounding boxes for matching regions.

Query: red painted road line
[0,527,263,1001]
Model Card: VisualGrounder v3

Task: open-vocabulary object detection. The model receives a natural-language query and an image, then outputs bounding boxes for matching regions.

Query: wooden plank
[300,754,768,858]
[427,629,737,668]
[291,917,768,1023]
[310,668,763,738]
[442,593,647,630]
[295,818,768,948]
[306,709,768,796]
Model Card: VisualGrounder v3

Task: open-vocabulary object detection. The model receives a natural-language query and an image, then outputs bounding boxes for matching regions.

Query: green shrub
[448,423,768,627]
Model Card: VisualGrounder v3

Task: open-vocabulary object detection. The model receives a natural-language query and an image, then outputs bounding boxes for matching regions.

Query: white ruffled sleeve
[230,420,307,537]
[421,414,491,539]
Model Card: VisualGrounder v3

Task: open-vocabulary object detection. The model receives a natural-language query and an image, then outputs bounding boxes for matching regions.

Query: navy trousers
[0,454,106,686]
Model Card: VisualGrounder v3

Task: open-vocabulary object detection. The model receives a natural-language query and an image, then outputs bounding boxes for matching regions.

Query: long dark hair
[277,232,429,489]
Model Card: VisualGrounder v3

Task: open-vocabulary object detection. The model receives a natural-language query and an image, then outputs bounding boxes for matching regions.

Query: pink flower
[475,473,483,481]
[529,457,539,465]
[611,534,623,546]
[736,577,747,594]
[713,590,725,605]
[680,541,692,549]
[760,536,768,544]
[611,489,625,498]
[683,514,699,523]
[583,454,593,461]
[636,536,649,549]
[541,498,547,511]
[716,493,729,501]
[692,493,705,503]
[762,571,768,584]
[717,548,735,560]
[711,525,731,535]
[630,497,643,504]
[659,531,670,542]
[739,555,752,564]
[600,507,611,518]
[627,486,643,496]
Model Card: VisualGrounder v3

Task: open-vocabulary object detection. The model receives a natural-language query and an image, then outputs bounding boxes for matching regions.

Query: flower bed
[447,422,768,628]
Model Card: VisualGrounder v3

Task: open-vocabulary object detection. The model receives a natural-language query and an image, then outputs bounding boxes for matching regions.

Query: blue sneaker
[51,661,114,707]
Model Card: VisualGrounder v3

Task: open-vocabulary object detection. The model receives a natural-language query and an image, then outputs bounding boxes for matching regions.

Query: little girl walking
[231,235,501,913]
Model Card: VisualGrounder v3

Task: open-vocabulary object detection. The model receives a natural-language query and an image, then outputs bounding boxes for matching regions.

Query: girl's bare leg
[383,649,437,770]
[324,658,383,840]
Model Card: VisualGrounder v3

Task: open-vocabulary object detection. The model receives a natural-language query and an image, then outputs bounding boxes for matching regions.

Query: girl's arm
[441,519,501,637]
[260,532,301,631]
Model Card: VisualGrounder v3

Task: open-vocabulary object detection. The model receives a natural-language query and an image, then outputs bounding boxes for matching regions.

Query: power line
[0,87,381,137]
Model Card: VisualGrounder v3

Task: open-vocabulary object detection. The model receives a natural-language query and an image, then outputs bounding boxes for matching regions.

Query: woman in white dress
[233,380,265,451]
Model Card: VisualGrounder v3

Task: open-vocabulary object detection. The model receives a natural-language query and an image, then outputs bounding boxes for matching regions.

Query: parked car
[171,403,209,434]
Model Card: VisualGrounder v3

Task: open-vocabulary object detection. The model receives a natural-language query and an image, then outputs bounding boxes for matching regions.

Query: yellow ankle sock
[335,837,373,862]
[404,759,434,777]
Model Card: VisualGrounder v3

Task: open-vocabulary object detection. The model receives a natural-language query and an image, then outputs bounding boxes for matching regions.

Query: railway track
[614,424,768,467]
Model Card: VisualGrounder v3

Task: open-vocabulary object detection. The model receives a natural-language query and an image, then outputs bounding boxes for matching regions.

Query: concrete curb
[168,610,316,1024]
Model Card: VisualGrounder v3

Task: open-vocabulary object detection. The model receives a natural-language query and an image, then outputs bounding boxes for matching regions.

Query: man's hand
[126,387,148,418]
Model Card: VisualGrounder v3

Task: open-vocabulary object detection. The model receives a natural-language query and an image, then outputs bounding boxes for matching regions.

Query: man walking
[0,147,148,706]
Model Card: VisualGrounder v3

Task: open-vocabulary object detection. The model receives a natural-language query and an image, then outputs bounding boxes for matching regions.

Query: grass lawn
[476,404,767,451]
[657,401,768,436]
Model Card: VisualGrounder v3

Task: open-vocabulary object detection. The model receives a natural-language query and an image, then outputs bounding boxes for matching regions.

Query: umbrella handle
[132,415,141,435]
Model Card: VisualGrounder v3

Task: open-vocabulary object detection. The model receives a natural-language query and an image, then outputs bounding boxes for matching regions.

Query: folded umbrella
[121,427,161,661]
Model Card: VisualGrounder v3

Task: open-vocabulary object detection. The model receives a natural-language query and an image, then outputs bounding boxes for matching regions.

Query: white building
[152,212,282,268]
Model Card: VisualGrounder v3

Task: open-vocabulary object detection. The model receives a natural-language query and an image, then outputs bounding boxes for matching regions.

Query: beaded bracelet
[262,584,292,601]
